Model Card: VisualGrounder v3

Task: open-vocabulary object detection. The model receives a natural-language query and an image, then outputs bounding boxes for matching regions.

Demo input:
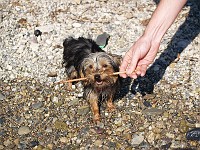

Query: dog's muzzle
[94,74,103,85]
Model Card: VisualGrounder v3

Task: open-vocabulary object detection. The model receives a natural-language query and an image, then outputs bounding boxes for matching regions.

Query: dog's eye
[89,65,93,69]
[103,64,108,68]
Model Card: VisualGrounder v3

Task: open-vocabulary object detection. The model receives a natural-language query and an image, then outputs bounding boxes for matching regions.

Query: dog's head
[79,52,121,89]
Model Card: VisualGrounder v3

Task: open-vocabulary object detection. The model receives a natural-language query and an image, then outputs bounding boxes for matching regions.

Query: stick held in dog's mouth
[55,71,127,84]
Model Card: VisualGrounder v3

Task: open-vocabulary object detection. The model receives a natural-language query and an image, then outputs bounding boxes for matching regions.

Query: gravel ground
[0,0,200,149]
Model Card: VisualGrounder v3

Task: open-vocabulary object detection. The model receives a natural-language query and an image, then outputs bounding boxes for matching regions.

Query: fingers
[119,51,132,78]
[128,64,148,79]
[126,50,139,76]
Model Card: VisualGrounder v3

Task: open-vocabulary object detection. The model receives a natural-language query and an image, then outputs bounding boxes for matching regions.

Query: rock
[32,102,43,109]
[54,120,68,130]
[143,100,152,107]
[72,23,82,28]
[94,140,103,147]
[93,126,104,134]
[143,93,156,100]
[186,128,200,141]
[18,126,31,135]
[96,32,110,48]
[179,120,189,133]
[0,145,4,150]
[60,137,68,143]
[34,29,42,37]
[68,98,79,106]
[77,105,90,115]
[0,92,5,100]
[47,71,57,77]
[74,0,81,4]
[142,108,164,116]
[131,132,144,146]
[0,117,5,125]
[52,96,59,103]
[29,140,39,148]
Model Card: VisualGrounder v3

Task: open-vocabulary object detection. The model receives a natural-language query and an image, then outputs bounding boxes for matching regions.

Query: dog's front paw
[107,102,116,112]
[93,114,101,123]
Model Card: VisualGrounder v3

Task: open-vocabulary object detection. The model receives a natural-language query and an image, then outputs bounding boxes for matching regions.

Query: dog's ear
[78,64,85,78]
[109,53,122,67]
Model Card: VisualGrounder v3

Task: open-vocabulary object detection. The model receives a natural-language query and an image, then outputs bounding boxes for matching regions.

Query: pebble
[0,117,5,125]
[60,137,68,143]
[0,92,5,100]
[186,128,200,141]
[94,140,103,147]
[29,140,39,147]
[18,126,31,135]
[77,105,90,115]
[32,102,43,109]
[72,23,82,28]
[93,126,104,134]
[142,108,164,116]
[131,132,144,146]
[143,100,152,107]
[143,93,156,100]
[0,145,4,150]
[34,29,42,37]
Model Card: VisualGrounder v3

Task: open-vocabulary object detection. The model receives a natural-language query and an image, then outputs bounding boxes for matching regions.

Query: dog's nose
[94,74,101,80]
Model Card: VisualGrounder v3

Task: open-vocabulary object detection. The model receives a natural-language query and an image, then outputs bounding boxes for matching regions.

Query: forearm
[144,0,187,43]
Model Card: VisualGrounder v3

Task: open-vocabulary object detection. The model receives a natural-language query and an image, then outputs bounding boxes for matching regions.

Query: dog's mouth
[94,74,103,85]
[96,80,103,85]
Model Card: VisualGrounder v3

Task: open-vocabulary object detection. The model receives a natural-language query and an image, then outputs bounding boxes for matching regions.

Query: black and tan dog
[63,37,121,122]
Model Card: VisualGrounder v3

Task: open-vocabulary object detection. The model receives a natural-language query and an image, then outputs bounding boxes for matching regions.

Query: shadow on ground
[130,0,200,95]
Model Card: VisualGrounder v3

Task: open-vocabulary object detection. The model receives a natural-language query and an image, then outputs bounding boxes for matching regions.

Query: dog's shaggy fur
[63,37,121,122]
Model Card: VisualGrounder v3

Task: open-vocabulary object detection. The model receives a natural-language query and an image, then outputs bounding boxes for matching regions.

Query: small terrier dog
[63,37,121,122]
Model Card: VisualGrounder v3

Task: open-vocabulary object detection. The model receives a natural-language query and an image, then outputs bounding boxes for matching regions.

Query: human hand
[119,36,160,79]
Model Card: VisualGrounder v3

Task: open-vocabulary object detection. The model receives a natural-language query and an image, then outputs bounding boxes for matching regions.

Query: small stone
[0,92,5,100]
[72,23,82,28]
[142,108,164,116]
[93,126,104,134]
[7,65,12,71]
[3,139,11,147]
[131,132,144,146]
[143,93,156,100]
[143,100,152,107]
[69,98,79,106]
[45,127,52,133]
[30,43,39,51]
[47,72,57,77]
[45,39,52,45]
[60,137,68,143]
[29,140,39,148]
[94,140,103,147]
[54,120,68,130]
[32,102,43,109]
[186,128,200,141]
[34,29,42,37]
[0,145,4,150]
[74,0,81,4]
[179,120,189,133]
[52,97,59,103]
[77,105,90,115]
[0,117,6,126]
[96,32,110,48]
[18,126,31,135]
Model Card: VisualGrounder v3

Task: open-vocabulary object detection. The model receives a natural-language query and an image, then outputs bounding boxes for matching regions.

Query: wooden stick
[55,77,87,84]
[55,71,127,84]
[110,71,127,75]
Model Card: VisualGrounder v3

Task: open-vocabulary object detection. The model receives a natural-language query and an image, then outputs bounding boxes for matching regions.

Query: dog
[63,37,122,122]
